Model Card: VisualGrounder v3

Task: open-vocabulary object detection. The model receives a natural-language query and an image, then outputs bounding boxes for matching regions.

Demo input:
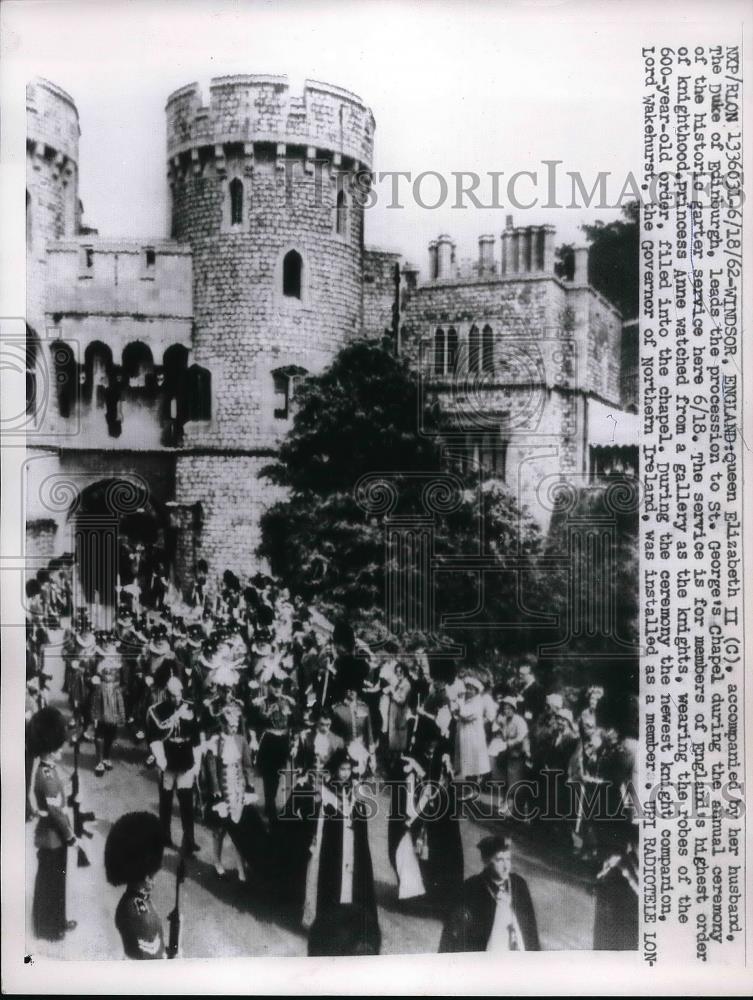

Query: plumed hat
[105,811,164,886]
[27,706,67,756]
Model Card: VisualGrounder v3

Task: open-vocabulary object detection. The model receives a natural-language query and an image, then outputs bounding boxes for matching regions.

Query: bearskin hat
[256,603,275,627]
[595,692,636,738]
[429,659,457,684]
[105,811,164,886]
[332,654,368,697]
[27,706,67,756]
[413,713,442,749]
[332,620,355,652]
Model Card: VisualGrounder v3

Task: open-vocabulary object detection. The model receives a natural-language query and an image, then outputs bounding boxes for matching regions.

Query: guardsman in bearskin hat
[28,707,78,941]
[105,811,170,959]
[147,676,202,853]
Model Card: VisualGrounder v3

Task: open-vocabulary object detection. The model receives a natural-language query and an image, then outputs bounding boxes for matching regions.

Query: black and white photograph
[1,0,751,994]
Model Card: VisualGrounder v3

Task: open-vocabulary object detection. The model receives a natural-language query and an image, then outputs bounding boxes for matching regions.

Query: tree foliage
[259,341,544,660]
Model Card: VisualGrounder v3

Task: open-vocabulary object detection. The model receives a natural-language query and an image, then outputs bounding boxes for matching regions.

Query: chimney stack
[501,215,514,276]
[428,240,438,280]
[573,245,589,284]
[436,234,453,279]
[542,225,556,273]
[478,234,495,275]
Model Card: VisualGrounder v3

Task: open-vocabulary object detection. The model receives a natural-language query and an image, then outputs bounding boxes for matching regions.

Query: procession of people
[25,557,640,958]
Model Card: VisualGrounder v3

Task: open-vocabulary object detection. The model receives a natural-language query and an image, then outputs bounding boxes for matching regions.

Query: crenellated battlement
[26,77,80,165]
[165,74,374,169]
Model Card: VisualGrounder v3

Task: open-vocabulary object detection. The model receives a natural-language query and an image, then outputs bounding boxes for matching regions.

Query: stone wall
[174,453,287,579]
[363,248,401,341]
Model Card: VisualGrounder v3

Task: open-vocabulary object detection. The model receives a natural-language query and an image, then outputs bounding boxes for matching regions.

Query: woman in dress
[578,685,604,731]
[28,707,78,942]
[453,675,490,781]
[204,700,266,881]
[488,697,529,814]
[91,632,127,776]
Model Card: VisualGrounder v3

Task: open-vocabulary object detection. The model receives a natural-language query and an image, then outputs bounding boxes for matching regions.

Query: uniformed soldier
[251,674,298,824]
[28,707,78,941]
[147,676,202,853]
[105,811,172,959]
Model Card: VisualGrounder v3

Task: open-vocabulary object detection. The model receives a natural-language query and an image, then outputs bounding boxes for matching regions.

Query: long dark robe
[313,785,378,927]
[415,773,464,917]
[593,847,639,950]
[439,871,540,953]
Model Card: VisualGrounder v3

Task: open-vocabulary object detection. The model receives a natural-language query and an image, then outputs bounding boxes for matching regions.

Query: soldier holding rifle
[28,707,81,942]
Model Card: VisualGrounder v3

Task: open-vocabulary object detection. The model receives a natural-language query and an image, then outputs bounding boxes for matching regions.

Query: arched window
[468,325,480,374]
[163,344,189,387]
[184,365,211,421]
[283,250,303,299]
[434,328,445,376]
[446,327,458,374]
[26,190,32,248]
[122,341,154,388]
[272,365,307,420]
[335,190,347,236]
[51,341,76,418]
[84,341,113,404]
[482,324,494,373]
[229,178,244,226]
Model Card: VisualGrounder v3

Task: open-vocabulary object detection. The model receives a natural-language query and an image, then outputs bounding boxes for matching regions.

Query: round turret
[26,78,81,331]
[166,74,374,449]
[166,74,375,572]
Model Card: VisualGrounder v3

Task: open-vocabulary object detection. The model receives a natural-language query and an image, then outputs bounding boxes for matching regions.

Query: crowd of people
[25,557,639,958]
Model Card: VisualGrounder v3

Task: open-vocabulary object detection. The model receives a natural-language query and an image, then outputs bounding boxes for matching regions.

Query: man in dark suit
[439,833,540,952]
[516,660,546,724]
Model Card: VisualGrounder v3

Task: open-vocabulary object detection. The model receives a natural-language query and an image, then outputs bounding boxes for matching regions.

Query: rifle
[166,857,187,959]
[68,735,95,867]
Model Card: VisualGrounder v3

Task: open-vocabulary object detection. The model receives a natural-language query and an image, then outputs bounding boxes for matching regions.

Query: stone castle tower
[165,76,374,571]
[24,73,636,606]
[26,78,81,333]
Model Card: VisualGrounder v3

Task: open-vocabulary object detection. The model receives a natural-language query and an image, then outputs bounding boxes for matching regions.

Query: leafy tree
[541,483,640,696]
[259,340,545,663]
